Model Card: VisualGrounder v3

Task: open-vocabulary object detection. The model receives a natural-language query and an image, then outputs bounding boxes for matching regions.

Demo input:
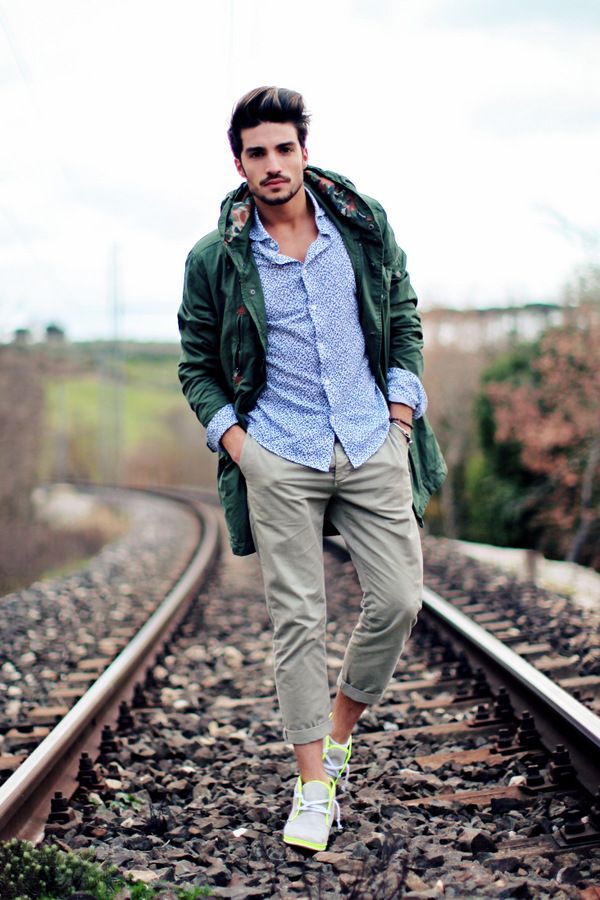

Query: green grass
[40,555,95,581]
[41,352,192,482]
[0,839,212,899]
[45,374,184,448]
[36,344,216,487]
[122,356,180,389]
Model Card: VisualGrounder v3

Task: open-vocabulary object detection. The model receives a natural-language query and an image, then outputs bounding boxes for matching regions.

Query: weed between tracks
[0,839,210,900]
[2,830,410,899]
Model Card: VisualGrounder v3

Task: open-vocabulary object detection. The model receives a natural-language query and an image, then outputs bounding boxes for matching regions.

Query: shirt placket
[303,233,338,434]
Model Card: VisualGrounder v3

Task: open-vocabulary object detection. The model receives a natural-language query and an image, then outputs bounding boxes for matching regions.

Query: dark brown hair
[228,86,310,159]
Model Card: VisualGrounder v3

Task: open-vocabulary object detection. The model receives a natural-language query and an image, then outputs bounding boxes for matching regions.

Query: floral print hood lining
[220,168,376,245]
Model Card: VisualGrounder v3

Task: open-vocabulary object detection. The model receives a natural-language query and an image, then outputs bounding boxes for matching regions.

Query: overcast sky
[1,0,599,341]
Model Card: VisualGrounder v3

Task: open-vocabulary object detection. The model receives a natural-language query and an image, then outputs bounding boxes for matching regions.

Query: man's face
[234,121,308,207]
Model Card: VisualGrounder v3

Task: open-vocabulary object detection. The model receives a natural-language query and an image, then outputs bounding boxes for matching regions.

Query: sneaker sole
[283,834,328,851]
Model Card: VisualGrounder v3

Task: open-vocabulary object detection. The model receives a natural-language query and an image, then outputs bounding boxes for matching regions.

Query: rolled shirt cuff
[387,368,428,419]
[205,404,238,452]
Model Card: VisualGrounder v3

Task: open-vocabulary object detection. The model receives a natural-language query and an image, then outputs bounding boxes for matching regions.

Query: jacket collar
[219,166,377,246]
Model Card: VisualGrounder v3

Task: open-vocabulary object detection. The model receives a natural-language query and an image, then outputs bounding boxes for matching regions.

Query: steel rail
[0,496,219,839]
[421,585,600,751]
[327,535,600,789]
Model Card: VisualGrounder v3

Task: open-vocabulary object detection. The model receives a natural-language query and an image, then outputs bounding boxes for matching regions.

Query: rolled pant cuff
[283,717,332,745]
[338,677,382,705]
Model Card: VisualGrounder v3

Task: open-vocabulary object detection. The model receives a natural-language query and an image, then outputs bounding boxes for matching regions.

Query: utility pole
[110,243,123,485]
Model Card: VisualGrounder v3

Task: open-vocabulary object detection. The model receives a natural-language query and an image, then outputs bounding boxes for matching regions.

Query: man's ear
[234,157,245,179]
[302,146,309,169]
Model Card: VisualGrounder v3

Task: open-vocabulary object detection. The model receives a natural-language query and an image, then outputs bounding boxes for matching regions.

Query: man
[178,86,446,851]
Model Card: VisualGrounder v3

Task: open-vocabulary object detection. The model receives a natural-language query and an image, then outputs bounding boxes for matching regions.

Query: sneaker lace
[297,789,343,831]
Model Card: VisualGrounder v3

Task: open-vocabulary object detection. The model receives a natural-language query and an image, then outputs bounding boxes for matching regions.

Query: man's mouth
[263,177,288,186]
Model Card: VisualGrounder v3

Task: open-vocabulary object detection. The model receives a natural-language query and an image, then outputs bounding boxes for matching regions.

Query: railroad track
[0,486,220,843]
[1,485,599,897]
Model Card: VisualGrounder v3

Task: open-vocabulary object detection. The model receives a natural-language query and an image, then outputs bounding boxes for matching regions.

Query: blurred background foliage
[1,266,599,594]
[424,266,600,571]
[0,339,213,594]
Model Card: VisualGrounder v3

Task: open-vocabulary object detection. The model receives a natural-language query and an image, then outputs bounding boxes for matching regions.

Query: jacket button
[368,224,374,230]
[249,289,256,295]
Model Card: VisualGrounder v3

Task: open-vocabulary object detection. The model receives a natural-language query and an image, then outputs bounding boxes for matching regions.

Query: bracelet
[389,416,413,430]
[389,421,413,445]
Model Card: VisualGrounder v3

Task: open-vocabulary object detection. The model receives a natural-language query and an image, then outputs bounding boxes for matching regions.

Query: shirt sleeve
[205,403,238,452]
[387,367,428,419]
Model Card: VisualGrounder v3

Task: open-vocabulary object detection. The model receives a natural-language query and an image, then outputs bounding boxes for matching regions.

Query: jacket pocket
[217,454,255,556]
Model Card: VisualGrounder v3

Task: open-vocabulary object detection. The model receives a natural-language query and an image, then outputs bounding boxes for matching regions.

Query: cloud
[60,167,203,240]
[428,0,600,31]
[473,94,600,136]
[1,0,599,340]
[534,204,600,254]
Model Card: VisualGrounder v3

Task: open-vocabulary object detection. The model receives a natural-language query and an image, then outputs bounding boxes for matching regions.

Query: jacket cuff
[387,368,428,419]
[206,404,238,452]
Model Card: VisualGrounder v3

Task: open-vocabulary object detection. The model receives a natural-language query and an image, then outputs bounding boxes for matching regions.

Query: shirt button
[310,303,317,311]
[323,377,330,386]
[318,342,325,350]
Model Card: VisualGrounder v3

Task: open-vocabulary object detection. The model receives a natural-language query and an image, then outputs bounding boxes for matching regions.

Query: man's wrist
[389,416,413,430]
[221,423,244,450]
[389,402,414,424]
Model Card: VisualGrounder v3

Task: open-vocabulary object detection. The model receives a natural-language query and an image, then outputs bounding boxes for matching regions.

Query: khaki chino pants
[238,425,423,744]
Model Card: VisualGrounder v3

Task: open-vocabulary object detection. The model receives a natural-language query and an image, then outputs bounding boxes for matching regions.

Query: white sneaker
[323,734,352,790]
[282,777,341,851]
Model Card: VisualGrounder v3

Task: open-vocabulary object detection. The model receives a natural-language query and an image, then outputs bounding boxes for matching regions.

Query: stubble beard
[251,178,303,207]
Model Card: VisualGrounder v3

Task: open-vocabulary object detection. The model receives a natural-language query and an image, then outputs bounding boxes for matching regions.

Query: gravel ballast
[0,488,199,731]
[42,518,600,898]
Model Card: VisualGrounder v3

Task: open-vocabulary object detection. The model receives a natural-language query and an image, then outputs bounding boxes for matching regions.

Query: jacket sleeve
[177,247,233,429]
[383,217,424,380]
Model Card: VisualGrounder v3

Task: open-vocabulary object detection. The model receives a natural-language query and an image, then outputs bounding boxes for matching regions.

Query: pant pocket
[388,423,411,460]
[238,432,253,472]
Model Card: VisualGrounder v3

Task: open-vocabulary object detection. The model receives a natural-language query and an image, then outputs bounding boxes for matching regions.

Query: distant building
[422,303,564,351]
[45,323,66,345]
[13,328,32,346]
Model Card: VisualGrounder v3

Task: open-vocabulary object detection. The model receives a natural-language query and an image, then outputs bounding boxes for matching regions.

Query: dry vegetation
[0,342,215,595]
[0,346,111,594]
[2,285,599,593]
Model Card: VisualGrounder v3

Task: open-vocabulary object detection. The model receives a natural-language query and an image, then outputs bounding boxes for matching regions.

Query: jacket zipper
[234,306,245,384]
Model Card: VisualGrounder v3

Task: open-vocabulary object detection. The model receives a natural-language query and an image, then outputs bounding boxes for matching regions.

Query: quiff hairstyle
[228,86,310,159]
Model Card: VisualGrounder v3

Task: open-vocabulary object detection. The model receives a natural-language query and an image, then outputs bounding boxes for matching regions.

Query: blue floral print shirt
[206,190,427,470]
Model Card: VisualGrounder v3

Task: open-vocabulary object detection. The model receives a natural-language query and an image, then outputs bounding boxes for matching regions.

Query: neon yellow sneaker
[323,734,352,790]
[282,777,341,851]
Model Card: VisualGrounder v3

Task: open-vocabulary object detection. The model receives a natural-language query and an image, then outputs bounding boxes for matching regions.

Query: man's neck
[254,186,312,232]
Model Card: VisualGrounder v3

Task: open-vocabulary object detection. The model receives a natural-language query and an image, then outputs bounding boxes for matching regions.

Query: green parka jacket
[178,166,447,555]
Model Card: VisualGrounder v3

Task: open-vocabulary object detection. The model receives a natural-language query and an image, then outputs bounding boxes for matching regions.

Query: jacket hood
[218,166,376,245]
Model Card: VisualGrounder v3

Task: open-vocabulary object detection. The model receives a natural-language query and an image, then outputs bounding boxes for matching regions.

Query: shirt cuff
[387,368,428,419]
[206,404,238,452]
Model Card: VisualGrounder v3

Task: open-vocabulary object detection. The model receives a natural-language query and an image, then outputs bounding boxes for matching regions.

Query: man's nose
[265,153,282,172]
